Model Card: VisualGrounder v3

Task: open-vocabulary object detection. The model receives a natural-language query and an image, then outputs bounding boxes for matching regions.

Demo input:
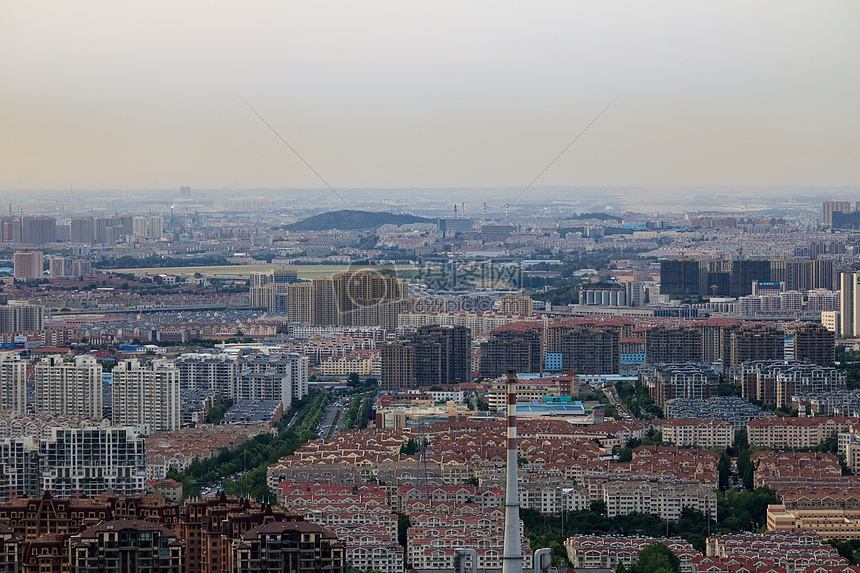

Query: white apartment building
[112,359,180,431]
[0,353,27,415]
[602,481,717,522]
[39,426,146,497]
[233,371,293,409]
[238,353,309,401]
[0,437,40,501]
[34,354,103,419]
[174,353,236,395]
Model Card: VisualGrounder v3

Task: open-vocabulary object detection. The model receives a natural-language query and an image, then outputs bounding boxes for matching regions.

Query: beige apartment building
[747,416,856,449]
[659,418,735,449]
[768,504,860,540]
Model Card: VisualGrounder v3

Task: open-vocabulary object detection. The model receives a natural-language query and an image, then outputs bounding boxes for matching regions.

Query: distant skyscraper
[13,250,43,280]
[148,216,164,238]
[823,201,852,226]
[49,256,74,278]
[70,216,95,244]
[0,216,21,243]
[180,186,191,198]
[132,216,148,236]
[21,216,56,245]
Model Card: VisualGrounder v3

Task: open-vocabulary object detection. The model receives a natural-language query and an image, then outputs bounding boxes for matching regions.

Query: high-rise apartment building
[148,216,164,238]
[13,250,42,280]
[770,260,834,291]
[381,342,415,391]
[840,272,860,338]
[254,272,408,328]
[286,282,315,322]
[498,294,533,316]
[72,259,92,278]
[645,327,704,364]
[478,322,542,379]
[174,354,236,395]
[0,353,27,415]
[70,216,95,244]
[34,354,103,419]
[331,271,408,328]
[132,216,148,236]
[0,437,40,501]
[0,217,21,243]
[401,325,471,386]
[823,201,853,226]
[48,256,74,278]
[112,359,180,432]
[730,260,771,297]
[660,259,700,296]
[721,324,784,371]
[792,323,836,366]
[237,353,308,401]
[0,302,44,332]
[39,426,146,497]
[558,326,620,374]
[21,216,56,245]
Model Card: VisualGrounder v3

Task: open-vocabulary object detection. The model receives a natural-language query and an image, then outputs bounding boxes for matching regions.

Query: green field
[111,264,415,279]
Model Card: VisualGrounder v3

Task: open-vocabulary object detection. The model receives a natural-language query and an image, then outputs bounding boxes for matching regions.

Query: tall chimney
[502,369,523,573]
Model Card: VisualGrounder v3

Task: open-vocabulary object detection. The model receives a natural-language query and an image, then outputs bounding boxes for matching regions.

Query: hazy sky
[2,1,858,193]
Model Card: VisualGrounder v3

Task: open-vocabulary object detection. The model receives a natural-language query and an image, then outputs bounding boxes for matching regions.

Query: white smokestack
[502,369,523,573]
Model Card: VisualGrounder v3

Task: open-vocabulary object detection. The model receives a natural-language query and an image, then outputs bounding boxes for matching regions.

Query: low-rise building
[69,520,184,573]
[564,535,697,572]
[747,416,857,449]
[767,504,860,540]
[659,419,735,449]
[229,520,345,573]
[602,481,717,522]
[664,395,773,430]
[640,363,719,409]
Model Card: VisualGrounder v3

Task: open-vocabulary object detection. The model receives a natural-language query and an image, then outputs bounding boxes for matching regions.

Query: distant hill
[285,210,435,231]
[569,212,622,222]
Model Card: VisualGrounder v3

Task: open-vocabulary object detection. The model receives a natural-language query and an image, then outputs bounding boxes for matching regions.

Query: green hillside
[285,210,434,231]
[569,212,622,222]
